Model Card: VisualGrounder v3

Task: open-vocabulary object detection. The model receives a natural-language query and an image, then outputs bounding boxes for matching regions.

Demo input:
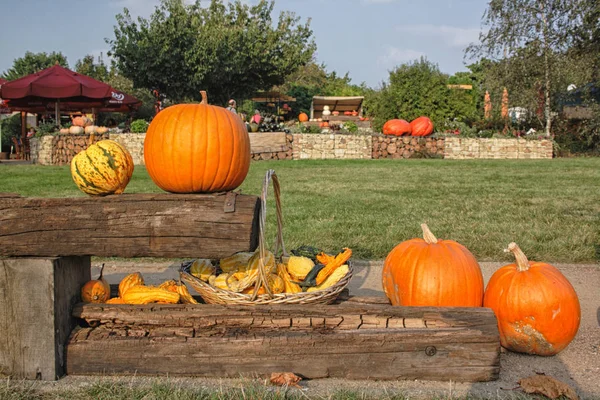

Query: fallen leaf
[519,375,578,400]
[270,372,302,388]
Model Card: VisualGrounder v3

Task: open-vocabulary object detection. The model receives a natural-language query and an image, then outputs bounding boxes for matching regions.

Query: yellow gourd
[219,252,254,272]
[286,256,314,281]
[118,272,145,298]
[307,264,349,292]
[277,263,302,294]
[190,259,216,281]
[122,286,180,304]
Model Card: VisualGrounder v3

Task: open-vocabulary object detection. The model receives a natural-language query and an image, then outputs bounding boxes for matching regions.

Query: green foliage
[2,51,68,80]
[35,122,59,137]
[75,54,110,82]
[108,0,316,105]
[367,57,452,132]
[554,104,600,155]
[0,114,21,150]
[129,119,149,133]
[341,121,358,133]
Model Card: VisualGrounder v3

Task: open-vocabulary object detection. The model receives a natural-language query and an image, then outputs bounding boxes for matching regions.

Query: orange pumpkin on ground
[483,243,581,356]
[382,119,412,136]
[382,224,484,307]
[81,264,110,303]
[298,112,309,122]
[144,91,251,193]
[410,116,434,136]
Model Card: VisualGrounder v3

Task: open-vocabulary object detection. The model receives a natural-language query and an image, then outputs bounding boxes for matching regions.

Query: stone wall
[109,133,145,165]
[29,136,53,165]
[444,137,554,159]
[292,133,372,160]
[251,133,293,161]
[372,135,445,159]
[51,134,110,165]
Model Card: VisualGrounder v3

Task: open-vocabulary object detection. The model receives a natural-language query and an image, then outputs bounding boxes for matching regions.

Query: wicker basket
[181,169,353,305]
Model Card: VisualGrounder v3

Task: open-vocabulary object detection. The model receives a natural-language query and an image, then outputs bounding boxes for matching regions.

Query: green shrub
[130,119,149,133]
[342,121,358,133]
[0,114,21,151]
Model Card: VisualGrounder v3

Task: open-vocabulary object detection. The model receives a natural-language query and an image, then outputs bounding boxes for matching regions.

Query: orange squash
[298,112,309,122]
[483,243,581,356]
[410,116,434,136]
[382,224,484,307]
[81,264,110,303]
[144,91,251,193]
[382,119,412,136]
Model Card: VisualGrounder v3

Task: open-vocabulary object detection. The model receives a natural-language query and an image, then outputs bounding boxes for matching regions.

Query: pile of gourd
[81,266,198,305]
[189,246,352,295]
[60,116,109,135]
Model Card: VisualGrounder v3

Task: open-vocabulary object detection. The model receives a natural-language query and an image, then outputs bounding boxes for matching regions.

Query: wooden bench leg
[0,256,90,380]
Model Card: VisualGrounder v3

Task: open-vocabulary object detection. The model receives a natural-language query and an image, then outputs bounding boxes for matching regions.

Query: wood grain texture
[0,256,90,380]
[248,132,288,154]
[67,300,501,382]
[0,193,260,258]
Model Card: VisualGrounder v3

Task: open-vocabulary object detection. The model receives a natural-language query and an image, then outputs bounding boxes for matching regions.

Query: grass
[1,158,599,262]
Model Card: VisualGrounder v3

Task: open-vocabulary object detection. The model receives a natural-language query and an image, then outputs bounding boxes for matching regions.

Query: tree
[467,0,578,136]
[108,0,316,105]
[75,54,110,82]
[366,58,452,132]
[2,51,68,81]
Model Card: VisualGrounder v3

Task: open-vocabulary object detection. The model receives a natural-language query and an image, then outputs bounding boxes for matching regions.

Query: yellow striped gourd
[71,140,134,196]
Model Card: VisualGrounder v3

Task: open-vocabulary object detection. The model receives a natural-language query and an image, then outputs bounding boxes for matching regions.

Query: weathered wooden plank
[0,193,260,258]
[248,132,288,154]
[0,257,90,380]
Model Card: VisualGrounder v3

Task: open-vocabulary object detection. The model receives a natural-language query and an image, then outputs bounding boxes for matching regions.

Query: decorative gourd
[160,279,198,304]
[410,116,434,137]
[307,264,349,292]
[344,111,352,116]
[96,126,109,134]
[84,125,97,134]
[118,272,144,298]
[84,117,93,127]
[382,119,412,136]
[81,264,110,303]
[59,128,70,135]
[71,140,134,196]
[483,243,581,356]
[219,252,254,273]
[286,256,315,281]
[190,259,216,281]
[106,297,125,304]
[144,90,251,193]
[121,285,180,304]
[298,113,309,122]
[69,126,84,135]
[277,263,302,294]
[382,224,484,307]
[320,121,330,128]
[315,247,352,285]
[72,116,86,127]
[351,110,358,116]
[211,273,231,290]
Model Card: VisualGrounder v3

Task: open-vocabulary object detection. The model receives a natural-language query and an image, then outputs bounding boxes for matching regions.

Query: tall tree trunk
[541,1,552,136]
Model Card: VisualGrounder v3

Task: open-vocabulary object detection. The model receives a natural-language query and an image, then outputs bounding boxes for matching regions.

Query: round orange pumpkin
[144,91,251,193]
[410,116,434,136]
[298,112,309,122]
[382,224,484,307]
[382,119,412,136]
[72,116,86,127]
[81,264,110,303]
[483,243,580,356]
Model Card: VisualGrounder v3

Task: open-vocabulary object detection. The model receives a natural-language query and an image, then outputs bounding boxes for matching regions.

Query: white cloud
[396,24,480,47]
[377,47,425,68]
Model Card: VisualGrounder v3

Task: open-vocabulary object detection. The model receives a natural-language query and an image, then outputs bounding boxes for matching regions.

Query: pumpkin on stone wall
[144,91,250,193]
[410,116,434,137]
[382,119,412,136]
[69,126,84,135]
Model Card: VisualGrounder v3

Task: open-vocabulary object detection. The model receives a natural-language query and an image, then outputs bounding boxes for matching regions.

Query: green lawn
[1,158,599,262]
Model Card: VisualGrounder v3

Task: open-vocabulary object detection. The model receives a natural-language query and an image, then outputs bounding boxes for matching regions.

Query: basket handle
[251,169,288,300]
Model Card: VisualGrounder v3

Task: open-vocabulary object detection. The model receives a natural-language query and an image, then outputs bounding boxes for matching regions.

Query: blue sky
[0,0,488,88]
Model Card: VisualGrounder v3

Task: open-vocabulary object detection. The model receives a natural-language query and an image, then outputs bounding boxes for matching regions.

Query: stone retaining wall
[292,133,372,160]
[371,135,445,159]
[109,133,145,165]
[251,134,293,161]
[444,137,553,159]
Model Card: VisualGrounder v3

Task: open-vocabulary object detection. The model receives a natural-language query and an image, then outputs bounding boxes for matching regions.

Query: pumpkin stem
[507,242,530,272]
[200,91,208,105]
[98,263,105,279]
[421,223,438,244]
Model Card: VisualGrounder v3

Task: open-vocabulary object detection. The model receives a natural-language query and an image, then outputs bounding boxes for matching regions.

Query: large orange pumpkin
[483,243,580,356]
[144,91,251,193]
[298,112,309,122]
[382,224,484,307]
[382,119,412,136]
[410,116,434,136]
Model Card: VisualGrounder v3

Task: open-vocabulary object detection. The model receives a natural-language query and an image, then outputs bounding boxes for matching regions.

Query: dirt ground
[45,260,600,399]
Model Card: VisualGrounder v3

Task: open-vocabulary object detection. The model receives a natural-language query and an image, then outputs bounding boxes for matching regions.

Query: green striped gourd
[71,140,134,196]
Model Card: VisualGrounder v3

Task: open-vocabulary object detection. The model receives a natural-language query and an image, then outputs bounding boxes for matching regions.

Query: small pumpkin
[144,90,250,193]
[59,128,70,135]
[81,263,110,303]
[84,125,97,134]
[320,121,330,128]
[483,243,581,356]
[71,140,134,196]
[96,126,109,134]
[72,116,86,127]
[382,119,412,136]
[69,126,84,135]
[298,112,309,122]
[382,224,484,307]
[410,116,434,137]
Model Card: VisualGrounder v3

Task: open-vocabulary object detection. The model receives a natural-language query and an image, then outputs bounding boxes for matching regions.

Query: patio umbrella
[501,88,509,119]
[484,91,492,120]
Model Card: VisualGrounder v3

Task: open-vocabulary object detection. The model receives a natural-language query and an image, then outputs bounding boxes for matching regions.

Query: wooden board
[66,300,500,382]
[248,132,288,154]
[0,193,260,259]
[0,256,90,380]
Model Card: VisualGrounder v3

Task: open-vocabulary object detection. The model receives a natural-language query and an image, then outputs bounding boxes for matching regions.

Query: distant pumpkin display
[410,116,434,136]
[382,119,412,136]
[144,91,251,193]
[298,112,309,122]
